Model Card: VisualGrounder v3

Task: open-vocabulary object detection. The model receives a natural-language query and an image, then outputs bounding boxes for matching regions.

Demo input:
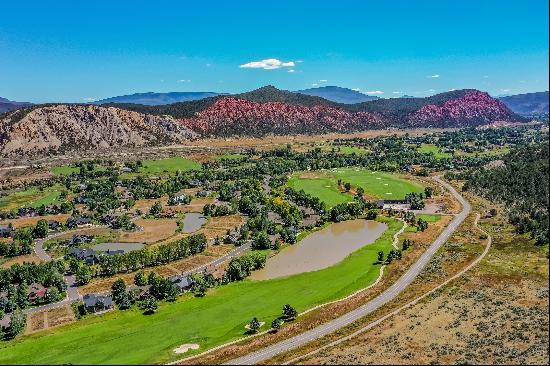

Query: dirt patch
[175,344,200,354]
[120,218,178,243]
[26,305,75,334]
[0,214,71,228]
[1,254,43,269]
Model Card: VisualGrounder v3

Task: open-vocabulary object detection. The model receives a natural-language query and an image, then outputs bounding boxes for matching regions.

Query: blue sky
[1,0,548,103]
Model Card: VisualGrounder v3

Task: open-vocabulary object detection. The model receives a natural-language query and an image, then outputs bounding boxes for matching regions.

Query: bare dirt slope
[0,104,196,157]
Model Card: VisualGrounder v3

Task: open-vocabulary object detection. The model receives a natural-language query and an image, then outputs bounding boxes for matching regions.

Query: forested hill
[464,142,549,245]
[109,86,524,135]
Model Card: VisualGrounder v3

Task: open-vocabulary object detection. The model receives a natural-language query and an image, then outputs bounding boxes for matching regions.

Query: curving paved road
[225,176,470,365]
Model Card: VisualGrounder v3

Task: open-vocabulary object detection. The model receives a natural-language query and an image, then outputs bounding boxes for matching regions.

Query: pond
[182,213,207,233]
[250,219,387,281]
[92,242,145,252]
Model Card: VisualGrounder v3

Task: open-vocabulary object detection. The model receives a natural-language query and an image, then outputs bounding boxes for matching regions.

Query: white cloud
[83,97,95,102]
[365,90,384,95]
[427,88,436,92]
[311,83,319,87]
[448,88,457,91]
[392,91,404,94]
[500,88,511,93]
[239,58,295,70]
[429,74,440,78]
[319,79,328,82]
[177,79,191,83]
[352,88,361,92]
[288,69,295,73]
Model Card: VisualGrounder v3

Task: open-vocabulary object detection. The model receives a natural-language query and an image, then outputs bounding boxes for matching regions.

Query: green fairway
[0,218,401,365]
[417,144,453,159]
[287,173,354,207]
[51,165,80,176]
[141,157,201,174]
[335,146,367,155]
[288,168,424,205]
[0,185,65,210]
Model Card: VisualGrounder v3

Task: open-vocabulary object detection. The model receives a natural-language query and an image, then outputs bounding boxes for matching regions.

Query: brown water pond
[250,219,387,281]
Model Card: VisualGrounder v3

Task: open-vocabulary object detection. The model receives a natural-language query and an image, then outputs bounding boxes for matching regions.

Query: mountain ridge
[297,86,379,104]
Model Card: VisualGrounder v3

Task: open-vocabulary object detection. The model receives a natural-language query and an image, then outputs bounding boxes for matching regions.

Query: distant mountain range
[0,97,32,114]
[498,91,549,116]
[297,86,379,104]
[0,86,532,157]
[94,91,222,106]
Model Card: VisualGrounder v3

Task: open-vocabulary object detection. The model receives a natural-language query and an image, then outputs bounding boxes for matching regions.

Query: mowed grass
[0,185,64,210]
[417,144,453,159]
[288,174,353,207]
[288,168,424,206]
[51,165,80,176]
[0,218,402,365]
[405,214,442,232]
[141,157,201,174]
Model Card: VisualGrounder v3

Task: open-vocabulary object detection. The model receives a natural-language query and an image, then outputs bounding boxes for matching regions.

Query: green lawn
[0,185,65,210]
[335,146,367,155]
[287,173,354,207]
[288,168,424,206]
[417,144,453,159]
[0,217,402,365]
[141,157,201,174]
[51,165,80,176]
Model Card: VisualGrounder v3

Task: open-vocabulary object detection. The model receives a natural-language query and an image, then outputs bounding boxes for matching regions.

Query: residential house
[83,294,114,313]
[67,248,100,265]
[0,225,15,238]
[170,275,195,292]
[48,220,62,231]
[27,283,47,304]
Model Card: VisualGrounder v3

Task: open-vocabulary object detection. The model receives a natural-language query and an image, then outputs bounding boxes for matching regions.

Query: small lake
[250,219,387,281]
[92,242,145,252]
[182,213,207,233]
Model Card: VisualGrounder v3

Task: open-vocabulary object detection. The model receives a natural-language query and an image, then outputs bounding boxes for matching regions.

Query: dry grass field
[120,218,179,243]
[0,214,71,228]
[275,192,549,365]
[26,305,75,334]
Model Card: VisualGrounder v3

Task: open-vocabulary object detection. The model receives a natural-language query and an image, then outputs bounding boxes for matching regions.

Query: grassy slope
[0,185,64,210]
[51,165,80,176]
[141,157,201,173]
[417,144,452,159]
[287,174,353,207]
[288,168,424,205]
[0,218,402,365]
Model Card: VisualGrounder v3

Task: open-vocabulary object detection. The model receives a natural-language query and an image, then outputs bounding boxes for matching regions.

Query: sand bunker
[174,343,200,354]
[244,321,265,330]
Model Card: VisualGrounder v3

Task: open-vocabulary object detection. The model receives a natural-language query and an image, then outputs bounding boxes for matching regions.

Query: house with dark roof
[67,248,99,265]
[170,275,194,292]
[48,220,62,231]
[0,225,15,238]
[67,217,92,229]
[83,294,114,313]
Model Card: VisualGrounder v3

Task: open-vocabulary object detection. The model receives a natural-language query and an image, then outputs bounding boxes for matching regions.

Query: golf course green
[288,168,424,207]
[0,217,402,365]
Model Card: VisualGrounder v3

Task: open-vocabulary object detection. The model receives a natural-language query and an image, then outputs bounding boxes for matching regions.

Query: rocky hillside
[178,89,522,136]
[0,104,196,157]
[181,97,384,136]
[112,87,522,137]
